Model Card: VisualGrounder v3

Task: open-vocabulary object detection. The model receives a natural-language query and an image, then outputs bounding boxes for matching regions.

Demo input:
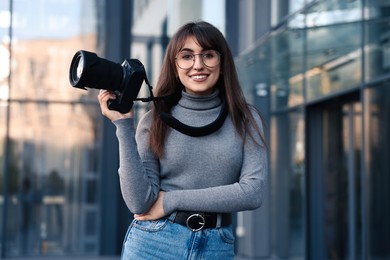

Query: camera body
[107,59,146,113]
[69,50,146,113]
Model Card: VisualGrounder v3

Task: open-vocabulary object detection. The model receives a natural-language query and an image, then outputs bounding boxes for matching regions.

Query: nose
[193,54,204,70]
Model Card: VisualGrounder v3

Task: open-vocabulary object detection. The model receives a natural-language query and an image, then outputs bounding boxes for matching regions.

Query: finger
[98,89,114,97]
[134,214,147,221]
[98,93,116,106]
[98,91,115,99]
[98,89,107,98]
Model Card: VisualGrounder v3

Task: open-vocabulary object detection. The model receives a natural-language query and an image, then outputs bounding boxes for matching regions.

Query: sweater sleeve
[162,112,268,214]
[113,114,160,214]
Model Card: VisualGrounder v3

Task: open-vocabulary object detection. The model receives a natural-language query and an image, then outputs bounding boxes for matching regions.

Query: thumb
[134,214,146,220]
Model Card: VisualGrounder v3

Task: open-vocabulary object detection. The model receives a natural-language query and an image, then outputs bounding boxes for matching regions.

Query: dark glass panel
[271,110,305,258]
[365,82,390,259]
[322,101,362,260]
[364,0,390,82]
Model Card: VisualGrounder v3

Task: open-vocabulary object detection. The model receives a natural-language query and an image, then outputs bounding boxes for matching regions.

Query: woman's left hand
[134,191,165,221]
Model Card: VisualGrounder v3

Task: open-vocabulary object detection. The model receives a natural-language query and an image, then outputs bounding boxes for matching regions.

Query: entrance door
[307,94,362,260]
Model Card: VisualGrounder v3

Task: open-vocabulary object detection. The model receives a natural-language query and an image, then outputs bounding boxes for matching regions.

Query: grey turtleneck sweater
[113,90,267,215]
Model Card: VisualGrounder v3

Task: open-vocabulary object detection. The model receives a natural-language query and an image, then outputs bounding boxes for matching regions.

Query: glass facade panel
[235,39,271,105]
[0,104,5,256]
[270,27,304,110]
[5,102,102,256]
[271,110,305,258]
[1,0,102,257]
[305,0,362,23]
[10,0,98,102]
[0,0,11,255]
[306,26,361,100]
[269,0,366,110]
[234,0,390,258]
[236,24,304,111]
[322,101,362,259]
[365,82,390,259]
[365,0,390,82]
[305,1,362,101]
[272,0,316,26]
[0,0,8,95]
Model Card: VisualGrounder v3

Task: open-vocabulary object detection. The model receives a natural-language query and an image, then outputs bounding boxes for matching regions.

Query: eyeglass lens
[176,50,220,69]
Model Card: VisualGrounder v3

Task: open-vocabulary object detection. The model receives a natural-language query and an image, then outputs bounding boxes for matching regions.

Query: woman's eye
[203,51,217,59]
[203,53,214,59]
[181,54,193,60]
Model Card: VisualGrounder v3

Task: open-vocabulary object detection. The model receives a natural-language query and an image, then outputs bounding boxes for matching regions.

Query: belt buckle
[186,214,205,232]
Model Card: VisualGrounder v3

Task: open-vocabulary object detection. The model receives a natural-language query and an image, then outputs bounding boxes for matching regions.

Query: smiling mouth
[191,75,207,80]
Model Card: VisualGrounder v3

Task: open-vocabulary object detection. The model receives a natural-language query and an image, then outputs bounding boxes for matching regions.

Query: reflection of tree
[43,169,64,251]
[46,169,64,195]
[290,161,304,227]
[20,176,34,254]
[0,138,21,194]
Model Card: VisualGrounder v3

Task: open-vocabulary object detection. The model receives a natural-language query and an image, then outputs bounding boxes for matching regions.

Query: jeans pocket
[132,218,169,232]
[218,225,235,244]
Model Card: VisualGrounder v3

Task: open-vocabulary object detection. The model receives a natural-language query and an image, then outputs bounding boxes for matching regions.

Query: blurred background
[0,0,389,259]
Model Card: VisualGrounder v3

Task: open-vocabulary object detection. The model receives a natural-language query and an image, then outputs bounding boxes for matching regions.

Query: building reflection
[1,0,104,256]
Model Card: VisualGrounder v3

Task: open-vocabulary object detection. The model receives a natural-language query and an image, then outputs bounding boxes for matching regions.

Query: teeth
[192,75,206,79]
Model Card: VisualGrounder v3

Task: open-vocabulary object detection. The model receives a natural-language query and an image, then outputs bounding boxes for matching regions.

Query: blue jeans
[121,212,235,259]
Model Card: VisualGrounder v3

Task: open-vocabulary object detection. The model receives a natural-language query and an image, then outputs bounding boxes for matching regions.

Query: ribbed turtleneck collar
[178,89,222,111]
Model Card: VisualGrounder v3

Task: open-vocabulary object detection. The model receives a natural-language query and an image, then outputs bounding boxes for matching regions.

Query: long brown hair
[150,21,266,158]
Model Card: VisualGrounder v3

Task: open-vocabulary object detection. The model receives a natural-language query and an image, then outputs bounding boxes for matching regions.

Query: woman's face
[175,36,221,96]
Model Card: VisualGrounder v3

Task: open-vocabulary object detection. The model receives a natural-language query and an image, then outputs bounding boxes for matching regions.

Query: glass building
[0,0,125,257]
[235,0,390,259]
[0,0,389,259]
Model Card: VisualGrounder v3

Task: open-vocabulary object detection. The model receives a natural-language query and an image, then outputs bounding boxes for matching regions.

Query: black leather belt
[172,211,232,231]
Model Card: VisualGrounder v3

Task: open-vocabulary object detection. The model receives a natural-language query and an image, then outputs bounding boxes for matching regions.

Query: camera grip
[107,98,133,114]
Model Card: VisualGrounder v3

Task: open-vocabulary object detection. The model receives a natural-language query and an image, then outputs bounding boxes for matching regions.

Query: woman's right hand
[97,90,133,121]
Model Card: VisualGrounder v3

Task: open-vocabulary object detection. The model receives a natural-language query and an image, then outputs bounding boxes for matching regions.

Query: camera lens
[76,56,83,80]
[69,50,124,91]
[68,50,148,113]
[70,55,83,83]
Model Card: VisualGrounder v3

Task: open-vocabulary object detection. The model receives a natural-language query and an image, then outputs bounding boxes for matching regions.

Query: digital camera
[69,50,146,113]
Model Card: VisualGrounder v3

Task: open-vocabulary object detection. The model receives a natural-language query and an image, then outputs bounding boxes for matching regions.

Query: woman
[98,21,268,259]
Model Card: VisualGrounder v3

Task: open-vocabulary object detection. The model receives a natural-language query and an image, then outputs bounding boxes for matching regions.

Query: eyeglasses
[175,50,221,70]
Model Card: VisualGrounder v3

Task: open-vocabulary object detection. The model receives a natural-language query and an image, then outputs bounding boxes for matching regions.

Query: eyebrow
[179,48,195,53]
[179,47,209,53]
